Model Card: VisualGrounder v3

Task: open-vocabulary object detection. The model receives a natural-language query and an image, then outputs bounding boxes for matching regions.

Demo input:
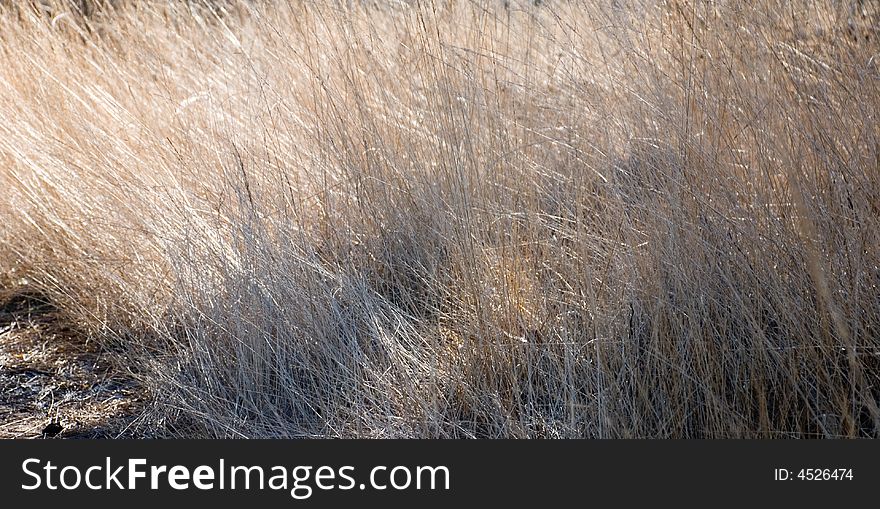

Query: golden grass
[0,0,878,437]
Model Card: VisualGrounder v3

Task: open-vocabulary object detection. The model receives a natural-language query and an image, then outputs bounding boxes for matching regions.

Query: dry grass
[0,0,878,437]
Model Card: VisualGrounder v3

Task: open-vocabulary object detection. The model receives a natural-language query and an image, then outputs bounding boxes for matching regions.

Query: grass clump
[1,0,878,437]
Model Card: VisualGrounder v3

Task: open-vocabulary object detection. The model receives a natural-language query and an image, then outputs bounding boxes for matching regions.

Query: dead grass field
[0,0,878,437]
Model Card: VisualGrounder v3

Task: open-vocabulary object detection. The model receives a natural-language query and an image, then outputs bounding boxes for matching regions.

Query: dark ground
[0,291,145,438]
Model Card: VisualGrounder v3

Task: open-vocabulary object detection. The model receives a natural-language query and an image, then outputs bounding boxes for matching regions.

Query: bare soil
[0,291,146,438]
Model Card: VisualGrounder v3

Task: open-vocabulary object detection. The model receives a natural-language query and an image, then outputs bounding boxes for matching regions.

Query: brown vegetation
[0,0,878,437]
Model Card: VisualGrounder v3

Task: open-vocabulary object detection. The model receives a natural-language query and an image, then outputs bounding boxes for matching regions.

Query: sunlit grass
[0,0,878,437]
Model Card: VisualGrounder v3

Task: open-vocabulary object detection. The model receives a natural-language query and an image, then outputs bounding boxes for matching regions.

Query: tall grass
[0,0,878,437]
